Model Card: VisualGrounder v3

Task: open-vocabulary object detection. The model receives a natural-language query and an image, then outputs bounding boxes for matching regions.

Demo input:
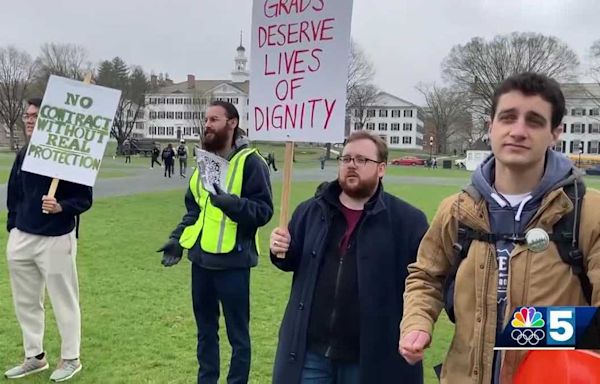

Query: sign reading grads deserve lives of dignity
[249,0,353,144]
[22,75,121,187]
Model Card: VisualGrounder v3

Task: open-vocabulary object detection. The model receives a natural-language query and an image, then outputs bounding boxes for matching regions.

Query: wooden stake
[43,72,93,214]
[276,141,294,258]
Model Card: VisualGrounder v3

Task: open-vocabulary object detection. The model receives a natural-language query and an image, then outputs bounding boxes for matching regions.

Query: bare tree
[442,32,580,135]
[417,83,471,154]
[0,46,37,150]
[35,43,92,90]
[589,39,600,121]
[346,40,379,132]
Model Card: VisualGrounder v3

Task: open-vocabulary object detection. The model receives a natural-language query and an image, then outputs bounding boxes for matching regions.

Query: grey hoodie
[471,149,577,383]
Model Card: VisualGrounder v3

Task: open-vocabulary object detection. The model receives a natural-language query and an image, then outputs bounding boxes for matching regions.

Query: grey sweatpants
[6,228,80,359]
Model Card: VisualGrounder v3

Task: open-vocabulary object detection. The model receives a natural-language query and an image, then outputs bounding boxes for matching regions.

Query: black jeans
[191,264,250,384]
[179,157,188,176]
[164,160,173,177]
[151,157,161,168]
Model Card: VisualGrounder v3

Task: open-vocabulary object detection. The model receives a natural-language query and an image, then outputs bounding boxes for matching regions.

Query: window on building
[589,140,599,154]
[392,110,401,118]
[390,136,400,144]
[184,112,192,119]
[554,140,564,153]
[571,123,585,133]
[379,123,388,131]
[175,112,183,119]
[184,127,192,136]
[591,108,600,116]
[184,98,192,105]
[367,109,375,118]
[379,109,388,118]
[157,97,165,104]
[570,140,583,154]
[391,123,400,131]
[571,108,586,116]
[404,110,413,118]
[158,111,166,119]
[403,123,412,131]
[158,126,166,135]
[232,98,239,104]
[354,109,362,118]
[149,111,157,119]
[366,123,375,130]
[166,98,174,105]
[148,126,157,136]
[135,122,143,130]
[590,123,600,134]
[354,122,362,130]
[167,127,174,136]
[175,98,181,105]
[167,112,174,119]
[402,136,412,144]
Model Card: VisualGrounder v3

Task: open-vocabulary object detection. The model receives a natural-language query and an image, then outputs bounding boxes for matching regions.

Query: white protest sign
[249,0,353,143]
[21,75,121,187]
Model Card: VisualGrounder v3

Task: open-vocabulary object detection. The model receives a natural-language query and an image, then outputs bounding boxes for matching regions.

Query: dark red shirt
[339,205,363,255]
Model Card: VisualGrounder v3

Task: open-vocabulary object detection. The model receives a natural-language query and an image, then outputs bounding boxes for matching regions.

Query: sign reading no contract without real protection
[21,75,122,187]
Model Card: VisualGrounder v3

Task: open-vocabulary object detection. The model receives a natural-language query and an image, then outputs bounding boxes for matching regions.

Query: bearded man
[269,130,429,384]
[158,100,273,384]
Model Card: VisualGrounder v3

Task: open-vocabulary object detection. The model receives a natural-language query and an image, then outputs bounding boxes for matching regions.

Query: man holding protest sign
[158,101,273,384]
[4,97,93,382]
[269,131,428,384]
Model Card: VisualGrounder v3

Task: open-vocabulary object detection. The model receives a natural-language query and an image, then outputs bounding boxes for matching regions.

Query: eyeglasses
[337,155,382,167]
[22,113,38,122]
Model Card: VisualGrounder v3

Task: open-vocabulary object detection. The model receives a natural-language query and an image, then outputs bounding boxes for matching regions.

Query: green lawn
[0,181,455,384]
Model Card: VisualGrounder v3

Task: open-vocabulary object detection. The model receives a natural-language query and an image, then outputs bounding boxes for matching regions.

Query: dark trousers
[151,157,161,168]
[125,155,131,163]
[300,352,359,384]
[191,264,251,384]
[164,160,173,177]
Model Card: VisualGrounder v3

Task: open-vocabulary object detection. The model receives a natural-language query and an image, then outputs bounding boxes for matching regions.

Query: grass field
[0,180,458,384]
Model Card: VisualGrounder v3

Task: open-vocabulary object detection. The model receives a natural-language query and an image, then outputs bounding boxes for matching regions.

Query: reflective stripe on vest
[179,148,256,253]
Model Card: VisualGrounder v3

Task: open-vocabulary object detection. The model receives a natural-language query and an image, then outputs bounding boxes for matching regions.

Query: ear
[551,124,563,146]
[377,161,386,178]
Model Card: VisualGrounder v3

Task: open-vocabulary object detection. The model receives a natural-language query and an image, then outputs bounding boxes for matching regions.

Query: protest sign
[22,75,121,187]
[249,0,353,143]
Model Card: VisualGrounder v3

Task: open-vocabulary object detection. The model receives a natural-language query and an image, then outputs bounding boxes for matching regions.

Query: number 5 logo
[547,308,576,345]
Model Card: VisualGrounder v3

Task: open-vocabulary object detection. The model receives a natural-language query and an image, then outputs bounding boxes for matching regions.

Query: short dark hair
[27,97,42,108]
[490,72,565,129]
[344,130,388,163]
[210,100,239,127]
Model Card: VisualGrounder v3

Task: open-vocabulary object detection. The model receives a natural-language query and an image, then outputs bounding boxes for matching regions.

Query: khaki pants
[6,228,80,360]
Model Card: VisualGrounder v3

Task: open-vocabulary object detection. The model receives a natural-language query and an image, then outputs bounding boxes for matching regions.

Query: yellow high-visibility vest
[179,148,259,253]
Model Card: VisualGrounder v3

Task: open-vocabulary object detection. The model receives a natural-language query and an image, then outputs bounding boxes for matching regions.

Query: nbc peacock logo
[510,307,546,346]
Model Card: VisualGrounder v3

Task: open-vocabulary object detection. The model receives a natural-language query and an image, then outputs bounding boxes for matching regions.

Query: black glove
[157,238,183,267]
[209,183,239,209]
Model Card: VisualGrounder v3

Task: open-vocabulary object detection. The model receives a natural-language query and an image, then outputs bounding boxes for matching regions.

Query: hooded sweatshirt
[471,149,575,384]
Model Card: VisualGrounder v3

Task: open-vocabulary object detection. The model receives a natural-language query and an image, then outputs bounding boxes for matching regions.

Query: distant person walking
[123,139,131,164]
[151,144,161,169]
[162,144,175,178]
[177,139,188,177]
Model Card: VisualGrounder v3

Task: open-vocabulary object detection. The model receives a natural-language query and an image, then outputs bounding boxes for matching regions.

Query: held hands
[157,238,184,267]
[41,195,62,214]
[208,183,239,209]
[270,227,291,255]
[399,330,431,365]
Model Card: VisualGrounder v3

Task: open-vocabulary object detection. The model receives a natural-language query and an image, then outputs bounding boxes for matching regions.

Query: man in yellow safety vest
[158,100,273,384]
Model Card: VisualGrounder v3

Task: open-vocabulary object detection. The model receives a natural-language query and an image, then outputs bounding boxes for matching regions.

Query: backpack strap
[550,181,592,303]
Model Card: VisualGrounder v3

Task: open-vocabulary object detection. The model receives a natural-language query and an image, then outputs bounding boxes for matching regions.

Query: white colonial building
[140,41,250,141]
[555,83,600,155]
[349,92,424,150]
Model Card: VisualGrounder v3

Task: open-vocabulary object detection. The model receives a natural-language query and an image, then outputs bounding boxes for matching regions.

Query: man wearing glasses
[4,98,92,381]
[269,130,428,384]
[158,101,273,383]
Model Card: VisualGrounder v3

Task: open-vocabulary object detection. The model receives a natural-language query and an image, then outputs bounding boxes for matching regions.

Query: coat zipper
[324,251,345,357]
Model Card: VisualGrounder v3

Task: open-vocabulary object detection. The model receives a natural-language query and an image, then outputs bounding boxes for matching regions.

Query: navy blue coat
[271,181,428,384]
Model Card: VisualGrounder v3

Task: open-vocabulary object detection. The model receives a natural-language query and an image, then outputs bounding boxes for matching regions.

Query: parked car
[391,156,426,166]
[586,165,600,176]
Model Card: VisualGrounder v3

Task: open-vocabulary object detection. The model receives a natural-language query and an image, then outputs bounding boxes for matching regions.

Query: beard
[202,128,231,152]
[339,172,379,199]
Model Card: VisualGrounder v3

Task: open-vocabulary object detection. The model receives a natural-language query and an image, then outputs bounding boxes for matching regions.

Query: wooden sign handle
[43,72,93,214]
[276,141,294,258]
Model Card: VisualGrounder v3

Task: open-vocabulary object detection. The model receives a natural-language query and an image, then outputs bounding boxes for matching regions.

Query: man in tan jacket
[399,72,600,384]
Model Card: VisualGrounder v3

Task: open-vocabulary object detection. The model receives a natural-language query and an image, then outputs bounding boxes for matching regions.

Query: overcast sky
[2,0,598,105]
